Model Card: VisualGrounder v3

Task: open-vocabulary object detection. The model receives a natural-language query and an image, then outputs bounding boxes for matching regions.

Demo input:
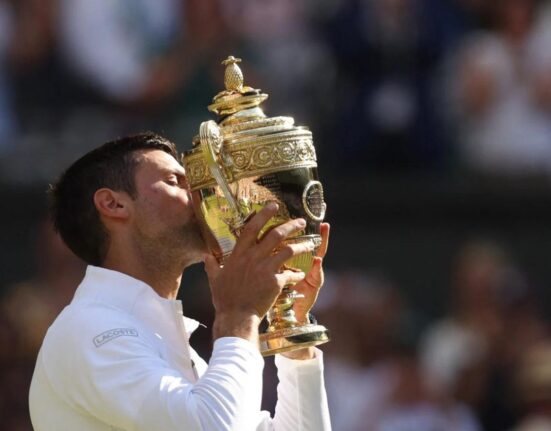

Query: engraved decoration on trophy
[183,56,330,356]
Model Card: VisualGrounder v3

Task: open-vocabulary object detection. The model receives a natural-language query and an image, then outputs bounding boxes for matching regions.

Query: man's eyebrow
[164,167,186,176]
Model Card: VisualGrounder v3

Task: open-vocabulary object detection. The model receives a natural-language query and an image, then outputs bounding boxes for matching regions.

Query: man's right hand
[204,202,313,343]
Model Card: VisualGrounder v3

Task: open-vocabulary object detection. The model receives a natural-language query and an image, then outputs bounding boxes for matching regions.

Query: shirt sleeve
[255,349,332,431]
[45,321,265,431]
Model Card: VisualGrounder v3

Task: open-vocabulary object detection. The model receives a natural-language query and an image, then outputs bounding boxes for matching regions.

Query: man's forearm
[273,349,331,430]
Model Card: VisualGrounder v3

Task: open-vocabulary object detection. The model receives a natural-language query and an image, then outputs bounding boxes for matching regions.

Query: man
[29,132,332,430]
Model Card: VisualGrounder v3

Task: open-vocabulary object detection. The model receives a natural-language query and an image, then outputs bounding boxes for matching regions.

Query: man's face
[130,149,206,265]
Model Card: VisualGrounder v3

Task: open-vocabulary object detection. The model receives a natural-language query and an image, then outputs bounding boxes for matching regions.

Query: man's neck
[102,252,185,300]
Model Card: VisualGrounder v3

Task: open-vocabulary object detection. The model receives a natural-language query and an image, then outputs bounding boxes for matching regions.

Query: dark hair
[50,132,179,266]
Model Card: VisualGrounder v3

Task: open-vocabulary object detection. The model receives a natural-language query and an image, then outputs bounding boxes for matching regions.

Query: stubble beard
[174,217,207,266]
[137,216,207,272]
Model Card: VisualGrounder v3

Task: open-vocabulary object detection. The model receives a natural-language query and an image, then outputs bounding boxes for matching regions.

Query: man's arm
[272,349,332,431]
[203,208,332,431]
[254,223,331,431]
[262,223,333,431]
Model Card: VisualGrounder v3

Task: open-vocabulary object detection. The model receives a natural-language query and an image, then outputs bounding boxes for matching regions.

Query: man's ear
[93,188,131,221]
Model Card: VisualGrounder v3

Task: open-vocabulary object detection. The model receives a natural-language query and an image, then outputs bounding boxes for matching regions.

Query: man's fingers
[268,241,315,270]
[303,256,324,290]
[276,270,306,287]
[256,218,306,257]
[316,223,330,258]
[233,202,279,253]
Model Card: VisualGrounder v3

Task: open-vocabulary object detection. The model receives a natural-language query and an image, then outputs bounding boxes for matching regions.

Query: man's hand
[204,203,314,344]
[281,222,330,360]
[291,222,330,324]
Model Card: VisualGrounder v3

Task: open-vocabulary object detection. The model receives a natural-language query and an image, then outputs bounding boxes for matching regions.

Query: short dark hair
[50,132,179,266]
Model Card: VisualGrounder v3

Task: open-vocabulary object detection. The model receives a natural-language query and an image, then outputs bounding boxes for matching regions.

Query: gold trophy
[183,56,330,356]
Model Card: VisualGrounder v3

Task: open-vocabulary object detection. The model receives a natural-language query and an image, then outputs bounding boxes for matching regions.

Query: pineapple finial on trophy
[208,55,268,117]
[222,56,243,92]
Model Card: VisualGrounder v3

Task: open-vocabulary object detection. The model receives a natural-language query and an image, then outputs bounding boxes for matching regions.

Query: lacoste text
[93,328,138,347]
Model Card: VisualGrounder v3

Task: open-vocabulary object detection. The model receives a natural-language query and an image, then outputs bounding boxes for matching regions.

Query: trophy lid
[184,55,317,192]
[208,56,268,118]
[189,55,299,148]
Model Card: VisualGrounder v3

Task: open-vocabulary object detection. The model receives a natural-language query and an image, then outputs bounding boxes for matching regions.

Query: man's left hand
[292,222,330,324]
[281,222,330,360]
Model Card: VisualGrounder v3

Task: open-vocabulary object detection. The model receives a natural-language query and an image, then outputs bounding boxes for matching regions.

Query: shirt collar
[74,265,202,337]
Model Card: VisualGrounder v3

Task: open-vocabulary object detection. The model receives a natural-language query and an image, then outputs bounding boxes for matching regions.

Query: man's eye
[166,178,178,186]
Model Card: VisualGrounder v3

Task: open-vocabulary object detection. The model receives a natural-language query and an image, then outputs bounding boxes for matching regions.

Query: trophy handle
[199,120,249,230]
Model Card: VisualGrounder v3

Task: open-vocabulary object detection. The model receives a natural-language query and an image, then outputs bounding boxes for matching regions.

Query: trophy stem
[266,287,303,332]
[260,285,330,356]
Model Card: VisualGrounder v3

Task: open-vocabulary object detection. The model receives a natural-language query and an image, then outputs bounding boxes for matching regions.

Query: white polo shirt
[29,266,331,430]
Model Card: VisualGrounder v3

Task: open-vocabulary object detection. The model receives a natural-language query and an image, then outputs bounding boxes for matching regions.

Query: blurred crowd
[2,0,551,430]
[1,0,551,181]
[318,241,551,431]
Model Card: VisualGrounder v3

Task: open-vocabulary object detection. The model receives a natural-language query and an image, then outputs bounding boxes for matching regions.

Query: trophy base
[259,324,330,357]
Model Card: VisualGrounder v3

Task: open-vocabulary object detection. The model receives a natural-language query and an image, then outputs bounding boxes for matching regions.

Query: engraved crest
[302,181,326,222]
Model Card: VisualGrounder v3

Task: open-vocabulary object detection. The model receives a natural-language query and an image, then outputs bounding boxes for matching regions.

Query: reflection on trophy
[183,56,330,356]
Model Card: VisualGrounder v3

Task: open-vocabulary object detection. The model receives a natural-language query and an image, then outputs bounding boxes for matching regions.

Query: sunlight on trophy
[183,56,330,356]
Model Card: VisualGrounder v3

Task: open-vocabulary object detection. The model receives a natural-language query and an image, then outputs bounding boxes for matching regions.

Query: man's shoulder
[37,300,153,395]
[32,299,161,421]
[51,300,137,337]
[41,300,143,364]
